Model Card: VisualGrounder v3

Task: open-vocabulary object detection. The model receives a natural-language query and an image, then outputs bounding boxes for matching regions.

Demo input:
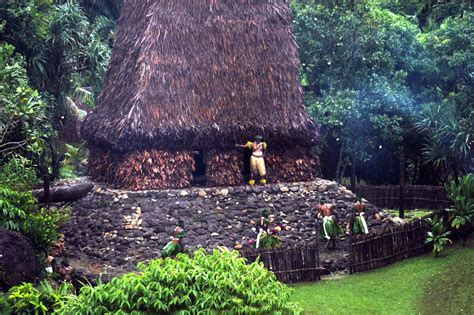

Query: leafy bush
[446,174,474,245]
[0,43,52,158]
[0,155,38,191]
[60,143,88,178]
[425,216,452,257]
[0,155,38,231]
[0,186,36,231]
[21,206,71,255]
[6,280,74,314]
[0,190,69,255]
[0,293,10,314]
[59,249,301,314]
[0,154,69,255]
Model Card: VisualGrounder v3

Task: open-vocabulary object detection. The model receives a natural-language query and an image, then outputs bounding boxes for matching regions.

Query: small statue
[249,209,287,249]
[236,135,267,185]
[161,221,186,258]
[317,201,344,249]
[351,199,369,235]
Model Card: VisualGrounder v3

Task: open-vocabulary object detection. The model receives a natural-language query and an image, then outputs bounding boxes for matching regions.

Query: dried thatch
[82,0,317,151]
[83,0,319,189]
[266,148,319,183]
[88,147,195,189]
[206,149,244,186]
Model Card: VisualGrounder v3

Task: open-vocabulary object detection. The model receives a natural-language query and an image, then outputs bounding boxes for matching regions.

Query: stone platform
[61,179,397,275]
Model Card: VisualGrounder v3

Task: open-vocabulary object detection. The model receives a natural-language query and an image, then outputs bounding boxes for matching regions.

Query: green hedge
[59,249,301,314]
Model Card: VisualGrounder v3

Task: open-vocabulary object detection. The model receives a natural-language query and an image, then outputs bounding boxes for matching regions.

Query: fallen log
[35,182,94,203]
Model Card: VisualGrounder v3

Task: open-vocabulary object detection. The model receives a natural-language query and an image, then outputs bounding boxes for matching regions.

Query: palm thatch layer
[266,148,319,183]
[83,0,319,188]
[88,148,195,190]
[206,149,244,187]
[82,0,318,151]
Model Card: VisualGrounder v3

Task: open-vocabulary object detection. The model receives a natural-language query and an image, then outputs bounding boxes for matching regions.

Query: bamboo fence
[349,220,431,273]
[355,185,451,210]
[240,243,321,283]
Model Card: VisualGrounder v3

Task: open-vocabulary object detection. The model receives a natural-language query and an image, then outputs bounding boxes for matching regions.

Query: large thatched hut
[82,0,319,190]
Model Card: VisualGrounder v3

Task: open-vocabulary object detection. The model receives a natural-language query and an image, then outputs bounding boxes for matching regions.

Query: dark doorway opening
[192,150,207,186]
[242,149,252,182]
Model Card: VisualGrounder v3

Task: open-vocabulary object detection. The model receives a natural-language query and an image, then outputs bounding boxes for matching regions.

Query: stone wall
[63,179,395,274]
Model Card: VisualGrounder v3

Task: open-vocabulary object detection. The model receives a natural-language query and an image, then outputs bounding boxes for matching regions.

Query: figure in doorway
[317,201,344,249]
[236,135,267,185]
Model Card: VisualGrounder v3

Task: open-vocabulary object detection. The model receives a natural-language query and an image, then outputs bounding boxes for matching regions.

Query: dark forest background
[1,0,472,187]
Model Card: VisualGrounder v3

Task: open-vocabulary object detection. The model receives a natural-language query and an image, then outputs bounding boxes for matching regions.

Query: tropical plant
[0,186,36,231]
[7,280,75,315]
[416,103,473,182]
[0,293,11,314]
[292,2,422,184]
[425,216,452,257]
[0,44,52,158]
[60,143,88,178]
[445,174,474,245]
[415,13,474,182]
[21,206,72,255]
[0,155,37,231]
[0,155,38,191]
[59,249,301,314]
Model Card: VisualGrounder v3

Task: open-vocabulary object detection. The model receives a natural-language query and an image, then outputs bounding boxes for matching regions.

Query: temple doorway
[192,150,207,186]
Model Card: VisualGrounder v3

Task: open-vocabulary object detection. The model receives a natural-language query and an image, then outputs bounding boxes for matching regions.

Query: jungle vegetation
[0,0,472,186]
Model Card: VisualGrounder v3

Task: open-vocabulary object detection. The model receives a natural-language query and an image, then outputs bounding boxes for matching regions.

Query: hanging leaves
[88,147,195,190]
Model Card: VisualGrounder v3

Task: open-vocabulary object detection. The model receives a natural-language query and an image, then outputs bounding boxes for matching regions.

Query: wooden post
[399,152,405,219]
[351,151,357,192]
[42,174,51,203]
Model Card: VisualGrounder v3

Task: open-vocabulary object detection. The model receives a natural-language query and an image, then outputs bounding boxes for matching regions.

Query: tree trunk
[35,182,93,203]
[42,174,51,203]
[399,152,405,219]
[350,151,357,192]
[335,141,345,183]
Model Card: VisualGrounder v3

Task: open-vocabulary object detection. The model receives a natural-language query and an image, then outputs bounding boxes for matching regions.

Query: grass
[385,209,433,221]
[291,236,474,315]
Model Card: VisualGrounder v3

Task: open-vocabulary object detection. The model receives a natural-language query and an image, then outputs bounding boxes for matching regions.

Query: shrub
[0,156,37,231]
[0,155,38,191]
[0,155,70,255]
[446,174,474,245]
[6,280,74,314]
[21,206,72,255]
[59,249,301,314]
[425,216,452,257]
[0,293,11,314]
[0,186,35,231]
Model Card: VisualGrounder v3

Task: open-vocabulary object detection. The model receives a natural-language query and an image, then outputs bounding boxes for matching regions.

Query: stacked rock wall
[63,179,392,273]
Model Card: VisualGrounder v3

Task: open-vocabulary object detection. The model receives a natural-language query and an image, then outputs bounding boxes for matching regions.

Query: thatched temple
[82,0,319,190]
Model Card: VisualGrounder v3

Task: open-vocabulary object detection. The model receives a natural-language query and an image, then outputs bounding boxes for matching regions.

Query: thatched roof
[82,0,318,152]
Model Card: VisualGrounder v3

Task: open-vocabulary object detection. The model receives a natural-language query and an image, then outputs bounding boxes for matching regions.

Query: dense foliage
[425,215,451,257]
[0,44,52,159]
[0,0,116,179]
[445,174,474,245]
[2,250,300,314]
[4,281,74,314]
[292,1,473,185]
[61,249,298,314]
[1,0,472,185]
[0,156,70,257]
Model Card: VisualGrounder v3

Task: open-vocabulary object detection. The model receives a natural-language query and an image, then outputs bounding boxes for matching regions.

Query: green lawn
[291,237,474,315]
[385,209,433,221]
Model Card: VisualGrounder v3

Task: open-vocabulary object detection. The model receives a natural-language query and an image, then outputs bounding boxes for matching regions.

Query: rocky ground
[57,178,403,278]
